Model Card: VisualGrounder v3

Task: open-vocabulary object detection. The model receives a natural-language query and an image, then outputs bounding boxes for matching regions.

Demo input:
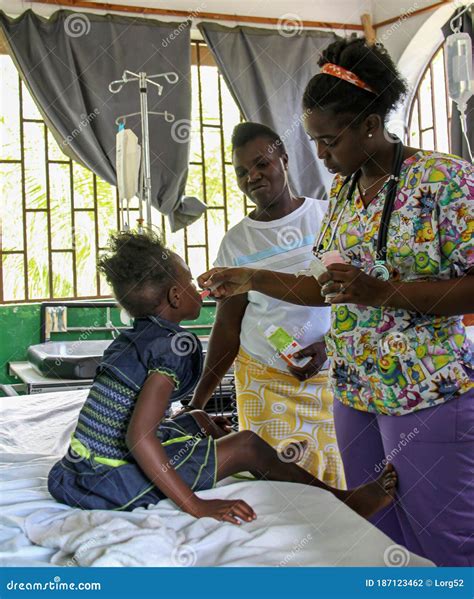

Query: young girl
[48,230,397,524]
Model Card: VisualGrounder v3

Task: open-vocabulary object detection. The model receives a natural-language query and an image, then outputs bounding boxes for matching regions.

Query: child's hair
[98,230,177,317]
[231,122,286,155]
[302,36,408,124]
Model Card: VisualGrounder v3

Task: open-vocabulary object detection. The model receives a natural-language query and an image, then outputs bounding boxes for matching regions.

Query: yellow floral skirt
[234,348,346,489]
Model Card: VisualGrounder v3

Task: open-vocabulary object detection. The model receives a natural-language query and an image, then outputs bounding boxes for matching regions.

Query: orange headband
[320,63,376,94]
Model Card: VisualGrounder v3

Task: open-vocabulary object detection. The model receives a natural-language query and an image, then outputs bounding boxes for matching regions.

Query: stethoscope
[313,139,405,281]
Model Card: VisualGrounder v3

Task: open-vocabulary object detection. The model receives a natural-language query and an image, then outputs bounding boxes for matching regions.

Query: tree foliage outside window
[0,43,245,304]
[407,45,452,153]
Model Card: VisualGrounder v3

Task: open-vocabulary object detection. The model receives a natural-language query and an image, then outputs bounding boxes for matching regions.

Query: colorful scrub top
[317,150,474,415]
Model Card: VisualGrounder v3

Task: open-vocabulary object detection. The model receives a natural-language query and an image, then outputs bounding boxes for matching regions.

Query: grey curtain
[442,6,474,162]
[0,9,205,231]
[198,22,337,200]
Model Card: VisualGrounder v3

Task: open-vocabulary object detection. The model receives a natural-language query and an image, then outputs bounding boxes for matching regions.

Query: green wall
[0,302,216,388]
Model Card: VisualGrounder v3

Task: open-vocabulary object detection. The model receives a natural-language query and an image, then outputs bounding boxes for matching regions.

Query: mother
[190,122,345,488]
[199,38,474,566]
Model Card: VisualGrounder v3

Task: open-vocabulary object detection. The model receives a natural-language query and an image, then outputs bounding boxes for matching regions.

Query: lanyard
[314,140,405,280]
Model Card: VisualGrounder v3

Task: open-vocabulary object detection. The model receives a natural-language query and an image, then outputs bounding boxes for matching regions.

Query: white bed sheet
[0,390,433,567]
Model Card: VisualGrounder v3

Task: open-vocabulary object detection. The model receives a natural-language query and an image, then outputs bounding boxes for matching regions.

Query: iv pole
[109,70,178,228]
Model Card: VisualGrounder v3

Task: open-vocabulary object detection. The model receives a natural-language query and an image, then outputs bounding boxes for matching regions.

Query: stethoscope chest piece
[314,140,405,283]
[370,261,391,281]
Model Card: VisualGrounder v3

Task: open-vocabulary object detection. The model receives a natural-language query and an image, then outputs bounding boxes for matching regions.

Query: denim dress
[48,316,217,511]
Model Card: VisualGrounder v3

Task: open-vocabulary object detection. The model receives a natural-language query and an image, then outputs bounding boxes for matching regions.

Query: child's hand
[170,406,191,419]
[189,498,256,525]
[211,415,233,435]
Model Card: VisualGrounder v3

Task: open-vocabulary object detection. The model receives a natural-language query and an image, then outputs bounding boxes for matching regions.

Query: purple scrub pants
[333,386,474,566]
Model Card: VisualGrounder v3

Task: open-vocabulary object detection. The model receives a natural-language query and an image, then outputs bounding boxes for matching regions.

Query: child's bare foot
[278,440,308,463]
[343,464,398,519]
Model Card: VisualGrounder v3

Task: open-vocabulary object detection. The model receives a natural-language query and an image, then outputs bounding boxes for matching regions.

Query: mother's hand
[197,267,254,299]
[288,340,327,381]
[318,263,388,306]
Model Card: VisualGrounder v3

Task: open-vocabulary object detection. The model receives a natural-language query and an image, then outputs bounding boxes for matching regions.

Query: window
[407,45,452,153]
[161,42,246,278]
[0,41,245,304]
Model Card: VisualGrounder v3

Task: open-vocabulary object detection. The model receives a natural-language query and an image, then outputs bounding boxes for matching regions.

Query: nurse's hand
[198,267,254,298]
[317,263,388,306]
[288,341,327,381]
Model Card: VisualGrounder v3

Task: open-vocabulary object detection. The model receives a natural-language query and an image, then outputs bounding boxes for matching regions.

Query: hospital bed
[0,389,433,567]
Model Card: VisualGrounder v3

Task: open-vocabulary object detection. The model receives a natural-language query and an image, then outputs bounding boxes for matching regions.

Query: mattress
[0,390,433,567]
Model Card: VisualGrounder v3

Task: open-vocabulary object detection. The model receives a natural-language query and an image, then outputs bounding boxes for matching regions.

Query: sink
[27,340,113,380]
[27,335,212,381]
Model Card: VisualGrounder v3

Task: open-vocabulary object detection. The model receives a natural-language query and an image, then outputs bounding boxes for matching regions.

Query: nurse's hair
[231,122,286,155]
[302,36,408,123]
[98,230,177,317]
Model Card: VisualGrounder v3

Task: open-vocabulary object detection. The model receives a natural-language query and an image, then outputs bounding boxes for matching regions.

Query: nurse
[199,37,474,566]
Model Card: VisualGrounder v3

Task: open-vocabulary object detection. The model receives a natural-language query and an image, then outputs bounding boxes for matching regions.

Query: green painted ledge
[0,302,216,389]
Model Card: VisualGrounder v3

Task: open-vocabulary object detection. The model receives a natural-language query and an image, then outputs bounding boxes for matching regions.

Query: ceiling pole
[27,0,364,30]
[360,13,376,44]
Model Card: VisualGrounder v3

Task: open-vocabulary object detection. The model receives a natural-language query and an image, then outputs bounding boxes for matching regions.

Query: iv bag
[446,32,473,109]
[116,128,141,201]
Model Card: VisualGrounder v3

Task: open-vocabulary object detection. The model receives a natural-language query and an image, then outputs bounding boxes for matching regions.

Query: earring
[368,133,373,138]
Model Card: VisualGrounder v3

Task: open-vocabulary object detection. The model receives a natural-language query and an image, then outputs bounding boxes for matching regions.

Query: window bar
[417,86,422,150]
[429,61,438,151]
[93,174,100,296]
[217,73,228,237]
[44,120,54,299]
[18,77,28,301]
[443,47,452,151]
[196,42,209,268]
[69,157,78,298]
[0,206,3,303]
[183,206,189,265]
[115,188,121,233]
